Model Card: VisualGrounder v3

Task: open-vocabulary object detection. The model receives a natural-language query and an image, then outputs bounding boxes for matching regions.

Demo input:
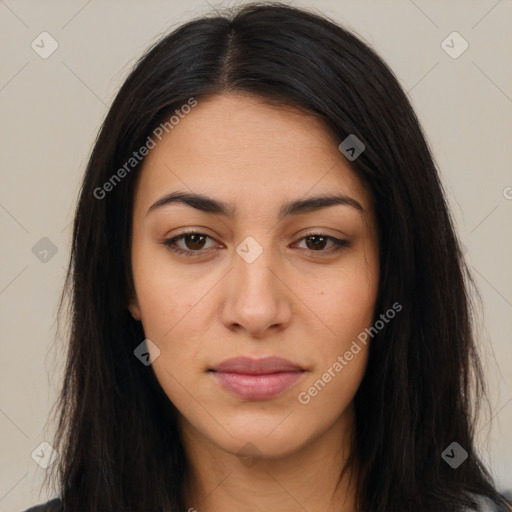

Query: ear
[128,295,142,321]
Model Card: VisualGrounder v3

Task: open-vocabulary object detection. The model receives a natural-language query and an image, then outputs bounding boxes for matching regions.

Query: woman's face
[129,92,379,461]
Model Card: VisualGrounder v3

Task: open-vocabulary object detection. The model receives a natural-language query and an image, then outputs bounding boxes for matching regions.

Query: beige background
[1,0,511,510]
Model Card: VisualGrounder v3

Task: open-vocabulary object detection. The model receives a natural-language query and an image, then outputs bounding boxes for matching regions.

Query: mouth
[208,356,306,400]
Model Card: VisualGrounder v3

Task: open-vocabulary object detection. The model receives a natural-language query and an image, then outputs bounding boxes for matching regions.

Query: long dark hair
[44,2,511,511]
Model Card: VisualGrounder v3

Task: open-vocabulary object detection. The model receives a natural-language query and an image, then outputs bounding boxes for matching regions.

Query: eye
[161,231,349,257]
[162,232,219,257]
[292,233,349,254]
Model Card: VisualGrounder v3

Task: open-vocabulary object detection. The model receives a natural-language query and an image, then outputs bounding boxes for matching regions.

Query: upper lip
[209,356,304,375]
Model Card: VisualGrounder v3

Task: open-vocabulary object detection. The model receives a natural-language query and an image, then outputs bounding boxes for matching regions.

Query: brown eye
[295,234,349,253]
[182,234,207,250]
[162,232,218,257]
[304,235,329,250]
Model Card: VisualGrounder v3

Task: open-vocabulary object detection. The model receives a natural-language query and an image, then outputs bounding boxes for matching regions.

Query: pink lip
[209,357,305,400]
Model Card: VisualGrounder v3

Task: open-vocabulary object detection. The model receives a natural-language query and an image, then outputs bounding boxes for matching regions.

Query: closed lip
[208,356,306,400]
[209,356,304,375]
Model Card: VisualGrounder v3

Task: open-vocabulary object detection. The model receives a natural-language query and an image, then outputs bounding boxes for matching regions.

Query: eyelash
[161,231,349,258]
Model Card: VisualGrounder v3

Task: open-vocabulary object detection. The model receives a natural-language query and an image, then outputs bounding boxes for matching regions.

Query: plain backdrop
[0,0,511,510]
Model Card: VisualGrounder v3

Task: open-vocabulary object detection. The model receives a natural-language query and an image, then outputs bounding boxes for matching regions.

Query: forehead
[134,92,372,215]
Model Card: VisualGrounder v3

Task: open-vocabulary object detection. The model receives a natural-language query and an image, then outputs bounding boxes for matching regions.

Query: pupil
[307,235,326,250]
[186,234,205,250]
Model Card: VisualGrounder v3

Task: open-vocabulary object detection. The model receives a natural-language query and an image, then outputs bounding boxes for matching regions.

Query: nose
[220,241,293,339]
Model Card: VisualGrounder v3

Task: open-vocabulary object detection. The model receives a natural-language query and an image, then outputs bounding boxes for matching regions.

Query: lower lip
[210,371,305,400]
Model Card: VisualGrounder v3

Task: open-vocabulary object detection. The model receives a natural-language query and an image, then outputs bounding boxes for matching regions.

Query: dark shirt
[21,497,62,512]
[21,493,506,511]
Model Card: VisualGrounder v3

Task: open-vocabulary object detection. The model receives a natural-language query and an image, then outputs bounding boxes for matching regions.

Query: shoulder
[467,492,510,512]
[20,497,63,512]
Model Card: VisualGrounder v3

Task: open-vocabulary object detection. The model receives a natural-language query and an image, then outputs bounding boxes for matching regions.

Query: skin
[128,92,379,512]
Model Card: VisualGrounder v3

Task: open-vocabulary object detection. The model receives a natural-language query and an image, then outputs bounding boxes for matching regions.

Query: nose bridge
[233,234,280,301]
[221,234,291,334]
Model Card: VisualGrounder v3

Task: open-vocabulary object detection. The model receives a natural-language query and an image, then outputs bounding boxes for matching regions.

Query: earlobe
[128,297,142,321]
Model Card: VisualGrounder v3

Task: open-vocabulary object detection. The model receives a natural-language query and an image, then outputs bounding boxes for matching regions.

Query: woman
[24,2,511,511]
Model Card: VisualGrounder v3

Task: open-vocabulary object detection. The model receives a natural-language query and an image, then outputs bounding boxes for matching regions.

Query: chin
[223,434,304,463]
[208,414,317,461]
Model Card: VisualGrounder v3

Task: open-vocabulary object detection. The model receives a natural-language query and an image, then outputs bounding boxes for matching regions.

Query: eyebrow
[146,191,364,220]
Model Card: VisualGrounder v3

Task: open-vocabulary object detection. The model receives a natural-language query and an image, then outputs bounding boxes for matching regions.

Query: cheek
[305,348,369,403]
[297,285,372,419]
[130,248,210,395]
[301,251,377,400]
[312,256,378,341]
[131,241,212,337]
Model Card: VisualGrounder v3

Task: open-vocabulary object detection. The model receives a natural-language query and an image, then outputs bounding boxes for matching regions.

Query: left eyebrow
[278,194,364,219]
[146,191,364,219]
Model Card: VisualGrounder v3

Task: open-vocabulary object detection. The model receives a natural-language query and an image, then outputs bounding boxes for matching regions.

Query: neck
[180,407,358,512]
